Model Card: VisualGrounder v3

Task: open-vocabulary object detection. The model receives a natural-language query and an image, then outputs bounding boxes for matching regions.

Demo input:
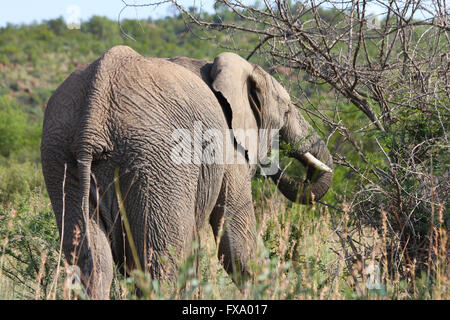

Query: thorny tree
[121,0,449,293]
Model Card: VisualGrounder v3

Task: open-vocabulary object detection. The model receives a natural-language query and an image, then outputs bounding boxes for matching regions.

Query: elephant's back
[42,45,229,162]
[111,53,226,131]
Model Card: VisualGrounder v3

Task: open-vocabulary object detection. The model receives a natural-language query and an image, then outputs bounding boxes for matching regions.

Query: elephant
[41,45,333,299]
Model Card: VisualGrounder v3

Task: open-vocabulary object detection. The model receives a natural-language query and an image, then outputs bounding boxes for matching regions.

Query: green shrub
[0,95,41,158]
[0,159,45,203]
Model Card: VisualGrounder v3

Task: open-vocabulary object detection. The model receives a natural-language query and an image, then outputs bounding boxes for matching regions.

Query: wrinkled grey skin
[41,46,333,299]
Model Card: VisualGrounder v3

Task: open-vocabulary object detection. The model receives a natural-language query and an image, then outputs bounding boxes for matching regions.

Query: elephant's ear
[211,52,265,154]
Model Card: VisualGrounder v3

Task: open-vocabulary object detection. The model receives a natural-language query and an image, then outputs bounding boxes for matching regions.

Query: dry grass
[0,168,448,300]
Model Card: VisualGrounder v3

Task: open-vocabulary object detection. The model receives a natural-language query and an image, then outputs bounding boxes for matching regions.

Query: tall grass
[0,166,447,300]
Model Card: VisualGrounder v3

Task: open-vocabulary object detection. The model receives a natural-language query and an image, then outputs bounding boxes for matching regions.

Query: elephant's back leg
[41,152,114,299]
[115,161,200,280]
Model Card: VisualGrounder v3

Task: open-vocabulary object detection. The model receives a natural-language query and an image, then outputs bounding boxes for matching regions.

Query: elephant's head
[210,52,333,204]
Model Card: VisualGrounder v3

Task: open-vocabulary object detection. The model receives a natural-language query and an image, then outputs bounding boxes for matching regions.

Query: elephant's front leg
[209,164,257,287]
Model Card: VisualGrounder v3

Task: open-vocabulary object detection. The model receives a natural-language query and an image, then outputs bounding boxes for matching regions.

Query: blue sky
[0,0,216,27]
[0,1,429,28]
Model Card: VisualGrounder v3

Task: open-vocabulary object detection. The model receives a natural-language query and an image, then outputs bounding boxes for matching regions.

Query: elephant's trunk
[270,106,333,204]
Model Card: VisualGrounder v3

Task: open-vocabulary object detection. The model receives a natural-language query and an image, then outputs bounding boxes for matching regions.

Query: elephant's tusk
[301,152,333,173]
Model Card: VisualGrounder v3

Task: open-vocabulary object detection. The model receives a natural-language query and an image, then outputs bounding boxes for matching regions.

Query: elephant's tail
[69,145,95,282]
[77,149,93,250]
